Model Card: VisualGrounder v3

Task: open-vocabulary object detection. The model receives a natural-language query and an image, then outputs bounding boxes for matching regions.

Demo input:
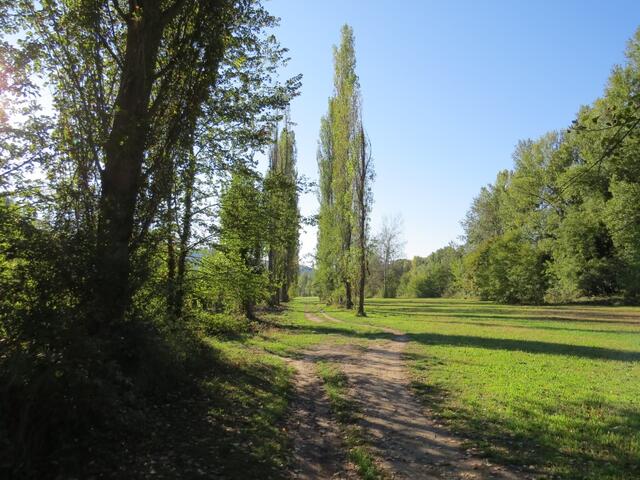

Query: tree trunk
[268,248,279,306]
[382,264,387,298]
[280,284,290,303]
[175,151,197,319]
[356,126,367,317]
[345,281,353,309]
[357,207,366,316]
[166,197,177,315]
[93,6,166,332]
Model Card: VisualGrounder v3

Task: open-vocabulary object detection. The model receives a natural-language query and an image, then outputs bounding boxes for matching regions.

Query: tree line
[309,28,640,305]
[455,27,640,304]
[0,2,300,477]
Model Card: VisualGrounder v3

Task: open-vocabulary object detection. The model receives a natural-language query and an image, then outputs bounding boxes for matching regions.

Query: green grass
[186,297,640,479]
[316,361,387,480]
[174,298,381,478]
[304,297,640,480]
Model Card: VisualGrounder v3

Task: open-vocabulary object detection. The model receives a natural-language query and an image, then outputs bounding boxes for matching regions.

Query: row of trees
[363,28,640,305]
[457,29,640,304]
[315,25,374,316]
[309,28,640,305]
[199,117,300,318]
[0,1,300,477]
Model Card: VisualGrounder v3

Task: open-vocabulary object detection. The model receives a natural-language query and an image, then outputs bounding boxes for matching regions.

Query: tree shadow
[364,305,640,326]
[277,322,396,342]
[413,317,638,335]
[405,332,640,362]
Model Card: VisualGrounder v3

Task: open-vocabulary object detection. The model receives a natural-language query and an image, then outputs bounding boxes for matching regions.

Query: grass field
[198,297,640,479]
[307,297,640,480]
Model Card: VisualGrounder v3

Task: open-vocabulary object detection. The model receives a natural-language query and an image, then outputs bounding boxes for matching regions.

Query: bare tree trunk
[166,196,177,314]
[281,284,290,303]
[357,242,366,315]
[268,248,279,306]
[382,261,388,298]
[357,126,368,317]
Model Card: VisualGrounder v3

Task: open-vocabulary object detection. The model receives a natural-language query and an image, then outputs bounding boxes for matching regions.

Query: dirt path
[343,335,522,479]
[287,311,530,480]
[286,319,362,479]
[287,354,349,479]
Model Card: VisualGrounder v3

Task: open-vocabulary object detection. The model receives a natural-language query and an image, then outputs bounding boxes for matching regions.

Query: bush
[465,231,548,304]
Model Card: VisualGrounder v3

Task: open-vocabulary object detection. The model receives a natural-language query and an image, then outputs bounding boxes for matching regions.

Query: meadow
[45,297,638,478]
[305,298,640,480]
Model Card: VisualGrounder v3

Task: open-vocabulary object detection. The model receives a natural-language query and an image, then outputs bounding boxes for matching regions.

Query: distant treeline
[303,29,640,305]
[452,29,640,304]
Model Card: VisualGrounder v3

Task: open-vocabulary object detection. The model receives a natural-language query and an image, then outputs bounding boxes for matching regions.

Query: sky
[263,0,640,263]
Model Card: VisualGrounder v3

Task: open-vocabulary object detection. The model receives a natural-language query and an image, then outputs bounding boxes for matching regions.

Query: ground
[121,297,640,479]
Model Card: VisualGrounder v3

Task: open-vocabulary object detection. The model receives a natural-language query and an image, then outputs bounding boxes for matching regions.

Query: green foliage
[265,115,300,304]
[199,169,270,317]
[0,1,301,477]
[456,29,640,304]
[397,246,461,298]
[316,25,373,311]
[296,267,316,297]
[547,205,620,302]
[465,231,548,304]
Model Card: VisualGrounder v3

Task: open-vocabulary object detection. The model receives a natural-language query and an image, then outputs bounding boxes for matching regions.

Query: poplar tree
[265,113,300,304]
[316,25,373,309]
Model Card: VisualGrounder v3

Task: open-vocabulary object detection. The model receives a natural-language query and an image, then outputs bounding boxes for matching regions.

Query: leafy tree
[316,25,372,310]
[207,168,269,317]
[398,245,462,298]
[265,112,300,304]
[465,230,548,304]
[296,266,316,297]
[0,1,300,476]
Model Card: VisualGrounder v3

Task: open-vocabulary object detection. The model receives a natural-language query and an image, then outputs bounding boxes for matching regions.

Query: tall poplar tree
[265,112,300,304]
[316,25,373,309]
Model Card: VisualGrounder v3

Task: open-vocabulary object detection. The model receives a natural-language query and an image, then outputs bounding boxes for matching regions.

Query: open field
[40,297,639,479]
[187,297,640,479]
[304,298,640,480]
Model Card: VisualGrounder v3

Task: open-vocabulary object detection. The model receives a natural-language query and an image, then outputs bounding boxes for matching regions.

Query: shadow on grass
[89,340,292,480]
[407,349,640,479]
[277,322,640,363]
[283,322,393,338]
[272,316,640,362]
[404,332,640,362]
[419,318,639,335]
[364,305,640,327]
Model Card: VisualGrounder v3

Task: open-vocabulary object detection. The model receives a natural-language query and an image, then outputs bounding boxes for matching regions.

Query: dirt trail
[287,354,348,479]
[286,320,362,479]
[287,311,529,480]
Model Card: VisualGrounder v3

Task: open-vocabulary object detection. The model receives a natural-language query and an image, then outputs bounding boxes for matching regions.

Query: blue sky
[265,0,640,261]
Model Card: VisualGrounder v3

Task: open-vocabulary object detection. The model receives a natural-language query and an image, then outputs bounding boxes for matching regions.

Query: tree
[316,113,340,302]
[398,245,462,298]
[213,167,268,318]
[354,123,374,316]
[375,215,405,298]
[465,230,548,304]
[265,112,300,304]
[316,25,371,309]
[0,2,301,475]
